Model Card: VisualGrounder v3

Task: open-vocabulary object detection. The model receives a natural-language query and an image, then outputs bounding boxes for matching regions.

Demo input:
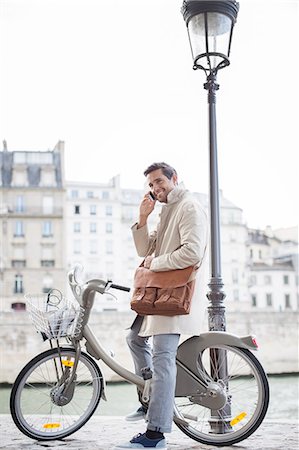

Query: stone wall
[0,310,298,383]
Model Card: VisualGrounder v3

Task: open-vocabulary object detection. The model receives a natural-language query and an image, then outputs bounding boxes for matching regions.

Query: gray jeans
[126,315,180,433]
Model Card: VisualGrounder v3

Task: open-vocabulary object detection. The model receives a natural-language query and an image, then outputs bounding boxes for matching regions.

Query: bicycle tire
[174,344,269,446]
[10,347,103,441]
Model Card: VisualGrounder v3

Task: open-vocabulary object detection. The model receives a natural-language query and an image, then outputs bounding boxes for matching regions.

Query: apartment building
[1,142,297,314]
[247,228,298,311]
[0,141,66,311]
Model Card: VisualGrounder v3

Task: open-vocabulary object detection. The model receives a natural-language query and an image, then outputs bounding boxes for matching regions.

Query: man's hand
[137,193,156,229]
[144,256,154,269]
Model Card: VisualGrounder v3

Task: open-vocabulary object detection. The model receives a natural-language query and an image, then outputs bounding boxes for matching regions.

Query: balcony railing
[1,207,63,216]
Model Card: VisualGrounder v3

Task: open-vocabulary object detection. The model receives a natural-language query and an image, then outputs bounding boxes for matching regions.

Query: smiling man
[114,162,208,450]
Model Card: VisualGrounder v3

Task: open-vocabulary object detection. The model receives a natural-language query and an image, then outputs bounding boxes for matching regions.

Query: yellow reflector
[43,423,61,429]
[62,360,74,367]
[230,412,247,426]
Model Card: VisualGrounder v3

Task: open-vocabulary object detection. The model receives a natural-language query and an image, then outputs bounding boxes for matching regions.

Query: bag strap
[142,233,207,272]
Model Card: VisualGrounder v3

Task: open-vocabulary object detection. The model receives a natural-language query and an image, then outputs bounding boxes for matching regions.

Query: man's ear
[172,173,178,185]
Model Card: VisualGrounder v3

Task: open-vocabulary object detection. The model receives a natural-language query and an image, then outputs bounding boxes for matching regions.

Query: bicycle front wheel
[10,347,103,441]
[174,344,269,447]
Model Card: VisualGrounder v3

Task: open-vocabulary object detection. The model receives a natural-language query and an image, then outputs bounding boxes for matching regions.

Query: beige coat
[131,185,208,337]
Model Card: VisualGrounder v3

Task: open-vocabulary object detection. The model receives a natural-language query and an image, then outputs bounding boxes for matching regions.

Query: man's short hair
[144,162,177,180]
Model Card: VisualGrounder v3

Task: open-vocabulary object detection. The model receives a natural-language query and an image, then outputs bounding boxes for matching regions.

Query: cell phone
[149,191,156,201]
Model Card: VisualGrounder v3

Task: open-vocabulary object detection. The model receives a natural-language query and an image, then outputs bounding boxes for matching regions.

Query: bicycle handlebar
[110,283,131,292]
[67,266,131,308]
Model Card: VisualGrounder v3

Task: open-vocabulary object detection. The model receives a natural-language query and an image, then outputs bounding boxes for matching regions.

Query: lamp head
[181,0,239,72]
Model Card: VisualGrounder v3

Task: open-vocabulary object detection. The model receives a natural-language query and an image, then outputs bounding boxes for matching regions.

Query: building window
[285,294,291,309]
[232,268,238,284]
[42,275,53,293]
[230,232,236,242]
[250,249,253,258]
[26,152,53,164]
[40,167,55,187]
[42,221,52,237]
[102,191,109,200]
[259,250,262,259]
[14,221,24,237]
[251,294,257,307]
[106,222,112,233]
[264,275,271,285]
[41,260,55,267]
[11,302,26,311]
[12,168,27,186]
[283,275,289,285]
[106,261,114,279]
[233,289,239,301]
[123,207,134,221]
[90,205,97,215]
[231,249,238,262]
[42,196,54,214]
[106,205,113,216]
[13,152,26,164]
[74,205,80,214]
[74,222,81,233]
[90,222,97,233]
[15,195,25,213]
[106,240,113,255]
[71,190,79,199]
[266,293,272,307]
[11,260,26,268]
[249,275,257,286]
[14,275,23,293]
[74,240,81,254]
[90,240,98,254]
[87,191,94,198]
[228,212,235,224]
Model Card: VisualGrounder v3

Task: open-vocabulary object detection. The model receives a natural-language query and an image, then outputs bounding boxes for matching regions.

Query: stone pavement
[0,415,298,450]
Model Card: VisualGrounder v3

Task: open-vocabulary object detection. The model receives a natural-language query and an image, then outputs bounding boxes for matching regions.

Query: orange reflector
[62,360,74,367]
[43,423,61,429]
[230,412,247,426]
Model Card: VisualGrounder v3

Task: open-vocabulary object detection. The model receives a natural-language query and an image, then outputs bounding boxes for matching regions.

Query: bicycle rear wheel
[174,344,269,446]
[10,347,103,440]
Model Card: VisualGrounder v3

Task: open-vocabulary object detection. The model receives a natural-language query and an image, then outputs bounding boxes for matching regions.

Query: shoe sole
[113,447,167,450]
[125,415,146,422]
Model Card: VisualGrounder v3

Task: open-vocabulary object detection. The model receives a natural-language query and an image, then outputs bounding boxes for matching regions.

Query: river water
[1,374,298,420]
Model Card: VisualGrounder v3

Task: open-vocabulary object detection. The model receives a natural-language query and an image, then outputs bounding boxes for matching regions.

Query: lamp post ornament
[181,0,240,333]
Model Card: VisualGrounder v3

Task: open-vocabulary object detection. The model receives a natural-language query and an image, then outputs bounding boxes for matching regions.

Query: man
[114,162,207,450]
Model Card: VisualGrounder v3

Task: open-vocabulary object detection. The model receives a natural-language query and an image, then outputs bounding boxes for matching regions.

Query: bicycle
[10,266,270,447]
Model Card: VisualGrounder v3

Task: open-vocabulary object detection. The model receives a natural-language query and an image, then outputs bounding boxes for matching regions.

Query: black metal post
[204,70,226,332]
[204,70,232,433]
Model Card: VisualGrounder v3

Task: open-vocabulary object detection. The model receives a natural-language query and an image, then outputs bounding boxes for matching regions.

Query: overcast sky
[0,0,298,230]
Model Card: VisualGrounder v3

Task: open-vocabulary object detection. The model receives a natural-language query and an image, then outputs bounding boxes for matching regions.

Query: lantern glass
[188,12,233,70]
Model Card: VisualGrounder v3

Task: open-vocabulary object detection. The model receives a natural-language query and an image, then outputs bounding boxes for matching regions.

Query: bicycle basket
[25,290,84,340]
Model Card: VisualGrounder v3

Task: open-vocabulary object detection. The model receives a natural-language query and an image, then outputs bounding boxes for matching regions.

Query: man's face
[147,169,178,203]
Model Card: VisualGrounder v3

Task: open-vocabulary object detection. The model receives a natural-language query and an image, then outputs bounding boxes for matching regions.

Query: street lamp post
[181,0,239,333]
[181,2,239,432]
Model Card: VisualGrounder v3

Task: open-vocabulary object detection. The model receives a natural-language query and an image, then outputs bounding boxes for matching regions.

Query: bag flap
[134,266,194,289]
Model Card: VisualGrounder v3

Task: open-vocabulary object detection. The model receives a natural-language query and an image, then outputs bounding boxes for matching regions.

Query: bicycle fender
[178,332,258,359]
[175,332,258,398]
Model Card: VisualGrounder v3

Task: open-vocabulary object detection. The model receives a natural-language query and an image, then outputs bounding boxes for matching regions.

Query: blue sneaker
[125,406,147,422]
[113,432,166,449]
